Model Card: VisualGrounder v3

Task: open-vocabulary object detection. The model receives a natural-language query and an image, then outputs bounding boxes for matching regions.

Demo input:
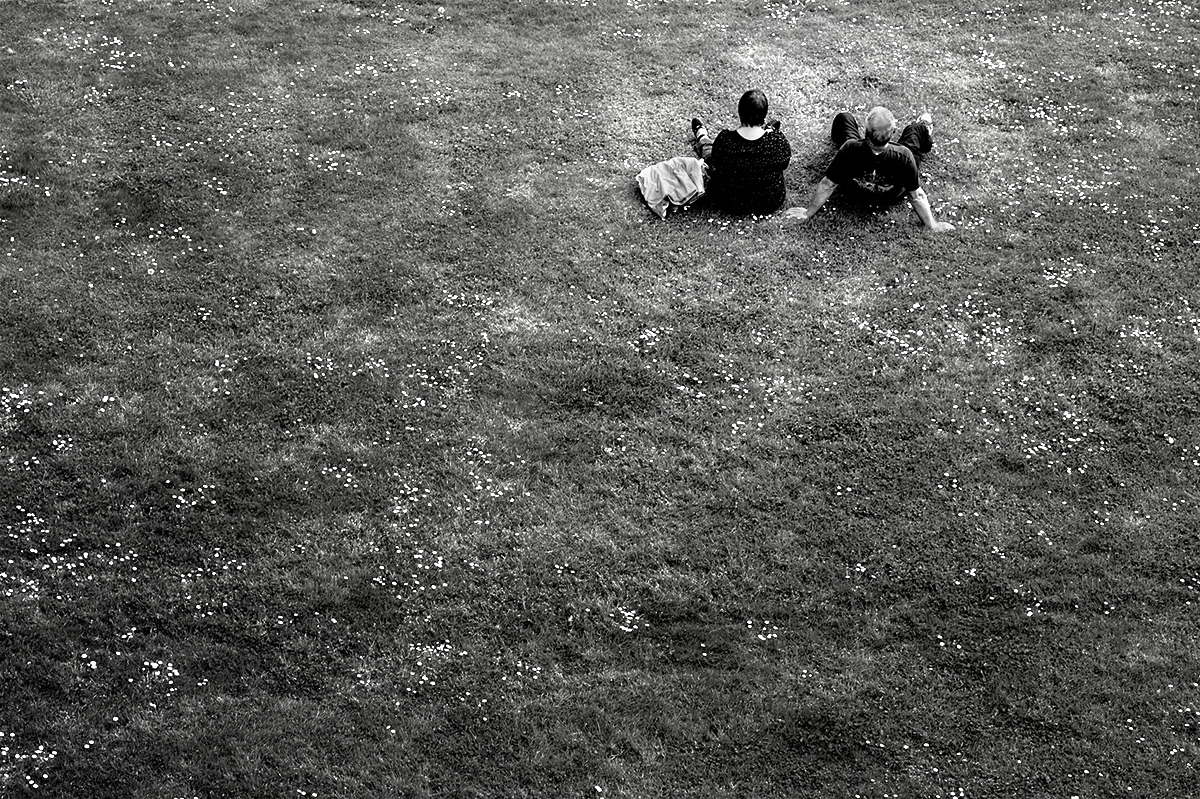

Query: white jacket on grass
[636,155,706,219]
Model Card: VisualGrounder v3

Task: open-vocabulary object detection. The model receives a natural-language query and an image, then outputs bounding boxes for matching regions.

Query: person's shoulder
[887,143,918,166]
[710,128,738,151]
[767,132,792,161]
[831,139,861,160]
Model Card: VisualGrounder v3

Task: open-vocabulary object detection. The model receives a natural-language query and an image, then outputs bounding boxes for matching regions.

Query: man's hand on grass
[783,207,810,222]
[929,220,956,233]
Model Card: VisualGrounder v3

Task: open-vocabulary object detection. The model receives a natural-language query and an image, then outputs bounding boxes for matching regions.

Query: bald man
[785,107,954,233]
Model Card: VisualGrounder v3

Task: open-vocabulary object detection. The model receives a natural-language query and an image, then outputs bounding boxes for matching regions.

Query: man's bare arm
[784,176,838,222]
[906,187,955,233]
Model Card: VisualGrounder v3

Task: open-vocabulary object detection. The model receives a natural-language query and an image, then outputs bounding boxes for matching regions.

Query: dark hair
[737,89,768,127]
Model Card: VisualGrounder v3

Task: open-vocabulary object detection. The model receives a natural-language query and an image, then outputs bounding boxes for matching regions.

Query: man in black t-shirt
[785,107,954,233]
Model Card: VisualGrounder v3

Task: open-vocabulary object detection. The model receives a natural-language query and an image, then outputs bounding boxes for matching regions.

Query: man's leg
[897,111,934,164]
[831,112,861,147]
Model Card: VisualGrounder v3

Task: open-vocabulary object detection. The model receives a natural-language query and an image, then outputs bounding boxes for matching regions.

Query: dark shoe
[768,119,782,133]
[691,117,706,137]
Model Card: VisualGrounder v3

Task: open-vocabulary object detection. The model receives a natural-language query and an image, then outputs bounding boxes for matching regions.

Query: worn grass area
[2,0,1199,797]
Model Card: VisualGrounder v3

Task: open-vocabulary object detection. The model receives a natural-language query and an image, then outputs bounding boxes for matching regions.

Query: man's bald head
[864,106,896,146]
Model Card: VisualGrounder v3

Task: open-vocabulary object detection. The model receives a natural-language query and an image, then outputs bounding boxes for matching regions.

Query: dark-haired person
[690,89,792,215]
[785,106,954,233]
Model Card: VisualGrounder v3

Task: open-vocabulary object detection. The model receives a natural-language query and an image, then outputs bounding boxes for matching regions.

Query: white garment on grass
[636,156,706,219]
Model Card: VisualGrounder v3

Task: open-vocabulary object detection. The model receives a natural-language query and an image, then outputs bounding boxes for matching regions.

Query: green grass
[2,0,1199,797]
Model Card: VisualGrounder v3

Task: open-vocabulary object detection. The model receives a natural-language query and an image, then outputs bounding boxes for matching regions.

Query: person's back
[825,137,918,205]
[706,128,792,215]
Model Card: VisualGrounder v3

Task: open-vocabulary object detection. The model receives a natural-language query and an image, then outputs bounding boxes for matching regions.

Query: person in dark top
[786,107,954,233]
[689,90,792,215]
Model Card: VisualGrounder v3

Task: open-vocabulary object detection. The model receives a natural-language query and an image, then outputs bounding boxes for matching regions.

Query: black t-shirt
[825,140,920,204]
[705,129,792,215]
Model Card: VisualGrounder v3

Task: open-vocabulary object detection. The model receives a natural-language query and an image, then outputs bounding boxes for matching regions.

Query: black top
[705,129,792,215]
[825,140,920,205]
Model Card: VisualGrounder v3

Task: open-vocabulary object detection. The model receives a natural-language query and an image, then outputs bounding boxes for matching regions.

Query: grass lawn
[2,0,1199,796]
